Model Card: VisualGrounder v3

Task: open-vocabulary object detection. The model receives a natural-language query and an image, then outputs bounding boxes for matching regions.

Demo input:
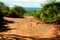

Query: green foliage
[0,2,10,16]
[36,1,60,23]
[2,6,10,16]
[24,11,37,17]
[9,6,26,18]
[8,10,18,18]
[0,2,26,18]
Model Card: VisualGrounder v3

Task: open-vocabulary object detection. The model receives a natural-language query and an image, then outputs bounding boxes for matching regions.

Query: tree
[2,6,10,16]
[0,2,10,16]
[36,1,60,23]
[47,0,56,3]
[9,6,26,18]
[0,2,10,32]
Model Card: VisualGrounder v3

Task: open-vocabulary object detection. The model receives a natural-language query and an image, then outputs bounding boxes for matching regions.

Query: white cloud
[0,0,47,7]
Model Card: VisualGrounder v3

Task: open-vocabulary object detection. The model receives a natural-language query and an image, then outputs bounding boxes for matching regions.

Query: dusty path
[0,16,60,38]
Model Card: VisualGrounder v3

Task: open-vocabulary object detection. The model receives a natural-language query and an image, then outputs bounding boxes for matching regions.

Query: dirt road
[0,16,60,38]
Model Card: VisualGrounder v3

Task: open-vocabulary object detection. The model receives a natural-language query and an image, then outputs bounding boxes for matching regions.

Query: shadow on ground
[0,34,60,40]
[0,15,14,32]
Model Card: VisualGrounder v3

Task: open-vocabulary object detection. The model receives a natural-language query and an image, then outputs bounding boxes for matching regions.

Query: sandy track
[0,16,59,38]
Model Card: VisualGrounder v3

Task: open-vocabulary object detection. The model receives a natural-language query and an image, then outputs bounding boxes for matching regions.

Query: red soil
[0,16,60,38]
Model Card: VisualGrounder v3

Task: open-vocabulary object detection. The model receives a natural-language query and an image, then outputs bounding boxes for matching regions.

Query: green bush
[8,10,18,18]
[24,11,38,18]
[0,2,10,17]
[2,6,10,16]
[36,2,60,23]
[9,6,26,18]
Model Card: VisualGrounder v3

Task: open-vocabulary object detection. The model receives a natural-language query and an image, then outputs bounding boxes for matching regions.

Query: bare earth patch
[0,16,60,38]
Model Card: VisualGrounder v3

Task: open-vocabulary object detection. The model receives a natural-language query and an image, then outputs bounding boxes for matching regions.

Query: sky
[0,0,60,7]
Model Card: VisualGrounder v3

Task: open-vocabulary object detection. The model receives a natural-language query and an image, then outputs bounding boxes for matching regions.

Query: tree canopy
[9,6,26,18]
[0,2,10,16]
[36,1,60,23]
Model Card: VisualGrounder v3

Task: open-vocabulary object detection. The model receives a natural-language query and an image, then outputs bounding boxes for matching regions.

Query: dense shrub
[36,2,60,23]
[0,2,10,16]
[9,6,26,18]
[8,10,18,18]
[24,11,37,17]
[2,6,10,16]
[0,2,11,32]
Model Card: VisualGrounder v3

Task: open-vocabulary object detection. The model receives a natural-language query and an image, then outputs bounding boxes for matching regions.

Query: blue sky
[0,0,60,7]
